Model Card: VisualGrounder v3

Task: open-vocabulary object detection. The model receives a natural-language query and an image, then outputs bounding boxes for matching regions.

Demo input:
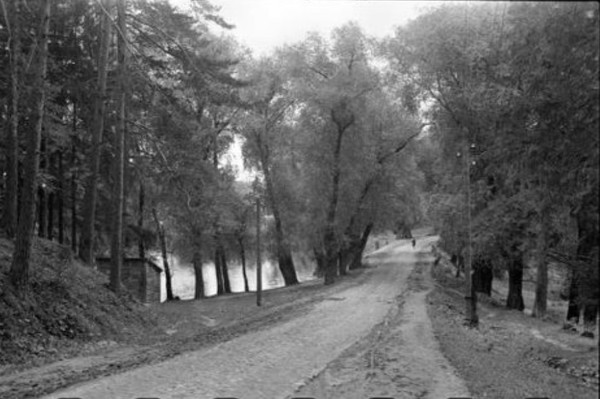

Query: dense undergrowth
[0,238,157,367]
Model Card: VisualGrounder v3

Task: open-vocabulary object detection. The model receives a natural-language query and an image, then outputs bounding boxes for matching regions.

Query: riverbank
[0,248,370,399]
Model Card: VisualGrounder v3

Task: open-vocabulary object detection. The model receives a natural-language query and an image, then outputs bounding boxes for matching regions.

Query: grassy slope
[0,238,158,370]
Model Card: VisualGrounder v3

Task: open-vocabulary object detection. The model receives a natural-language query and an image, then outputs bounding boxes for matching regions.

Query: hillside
[0,238,159,371]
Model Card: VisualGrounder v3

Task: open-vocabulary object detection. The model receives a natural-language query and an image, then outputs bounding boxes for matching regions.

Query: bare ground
[0,269,369,399]
[428,248,599,399]
[293,240,469,399]
[39,239,427,399]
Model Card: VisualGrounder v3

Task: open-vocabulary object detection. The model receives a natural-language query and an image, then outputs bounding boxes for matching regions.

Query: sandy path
[42,238,467,399]
[294,237,470,399]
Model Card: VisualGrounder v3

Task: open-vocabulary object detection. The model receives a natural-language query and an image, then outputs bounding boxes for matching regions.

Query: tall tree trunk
[137,183,145,258]
[9,0,50,291]
[38,137,47,238]
[70,142,78,253]
[152,208,174,301]
[566,272,580,323]
[472,258,493,296]
[238,237,249,292]
[507,256,525,311]
[323,110,354,285]
[193,251,205,299]
[79,0,112,264]
[337,249,348,276]
[313,247,325,277]
[47,152,54,240]
[218,244,231,293]
[214,246,225,295]
[109,0,127,293]
[137,183,146,301]
[532,201,550,318]
[70,106,78,252]
[349,222,373,270]
[37,186,46,238]
[2,0,21,238]
[256,133,298,286]
[57,151,64,244]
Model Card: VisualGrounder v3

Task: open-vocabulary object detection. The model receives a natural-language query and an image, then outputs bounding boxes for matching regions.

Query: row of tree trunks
[327,222,374,277]
[450,253,464,277]
[9,0,51,292]
[32,150,67,243]
[214,243,231,295]
[567,188,599,336]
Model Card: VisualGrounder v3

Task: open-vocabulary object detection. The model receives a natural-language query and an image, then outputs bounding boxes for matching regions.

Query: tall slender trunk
[37,186,46,238]
[566,272,580,323]
[214,246,225,295]
[137,184,145,258]
[313,247,325,277]
[323,111,353,285]
[152,208,173,301]
[2,0,21,238]
[256,132,298,286]
[218,244,231,293]
[70,142,78,253]
[79,0,112,264]
[340,178,375,272]
[238,237,249,292]
[532,200,550,318]
[47,152,54,240]
[507,256,525,311]
[193,252,205,299]
[70,105,78,252]
[9,0,51,291]
[472,258,493,296]
[349,222,373,270]
[109,0,127,293]
[57,151,64,244]
[38,136,47,238]
[137,183,146,301]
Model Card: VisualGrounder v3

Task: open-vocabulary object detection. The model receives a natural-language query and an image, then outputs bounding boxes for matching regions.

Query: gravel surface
[40,238,465,399]
[294,237,470,399]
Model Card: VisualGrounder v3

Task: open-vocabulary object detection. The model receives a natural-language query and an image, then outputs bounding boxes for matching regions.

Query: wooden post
[464,142,478,327]
[256,196,262,306]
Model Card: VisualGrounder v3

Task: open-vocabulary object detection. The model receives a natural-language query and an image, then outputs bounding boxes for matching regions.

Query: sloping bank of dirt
[293,240,470,399]
[428,248,598,399]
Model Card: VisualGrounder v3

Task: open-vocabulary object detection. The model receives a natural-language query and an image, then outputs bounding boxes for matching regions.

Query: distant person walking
[411,238,416,249]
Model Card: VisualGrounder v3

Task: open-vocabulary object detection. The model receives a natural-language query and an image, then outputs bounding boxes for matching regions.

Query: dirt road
[43,237,468,399]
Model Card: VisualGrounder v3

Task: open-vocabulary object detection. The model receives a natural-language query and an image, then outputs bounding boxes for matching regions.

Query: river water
[157,251,317,301]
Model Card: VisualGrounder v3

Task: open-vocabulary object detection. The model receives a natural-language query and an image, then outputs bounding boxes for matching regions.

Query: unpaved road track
[43,237,468,399]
